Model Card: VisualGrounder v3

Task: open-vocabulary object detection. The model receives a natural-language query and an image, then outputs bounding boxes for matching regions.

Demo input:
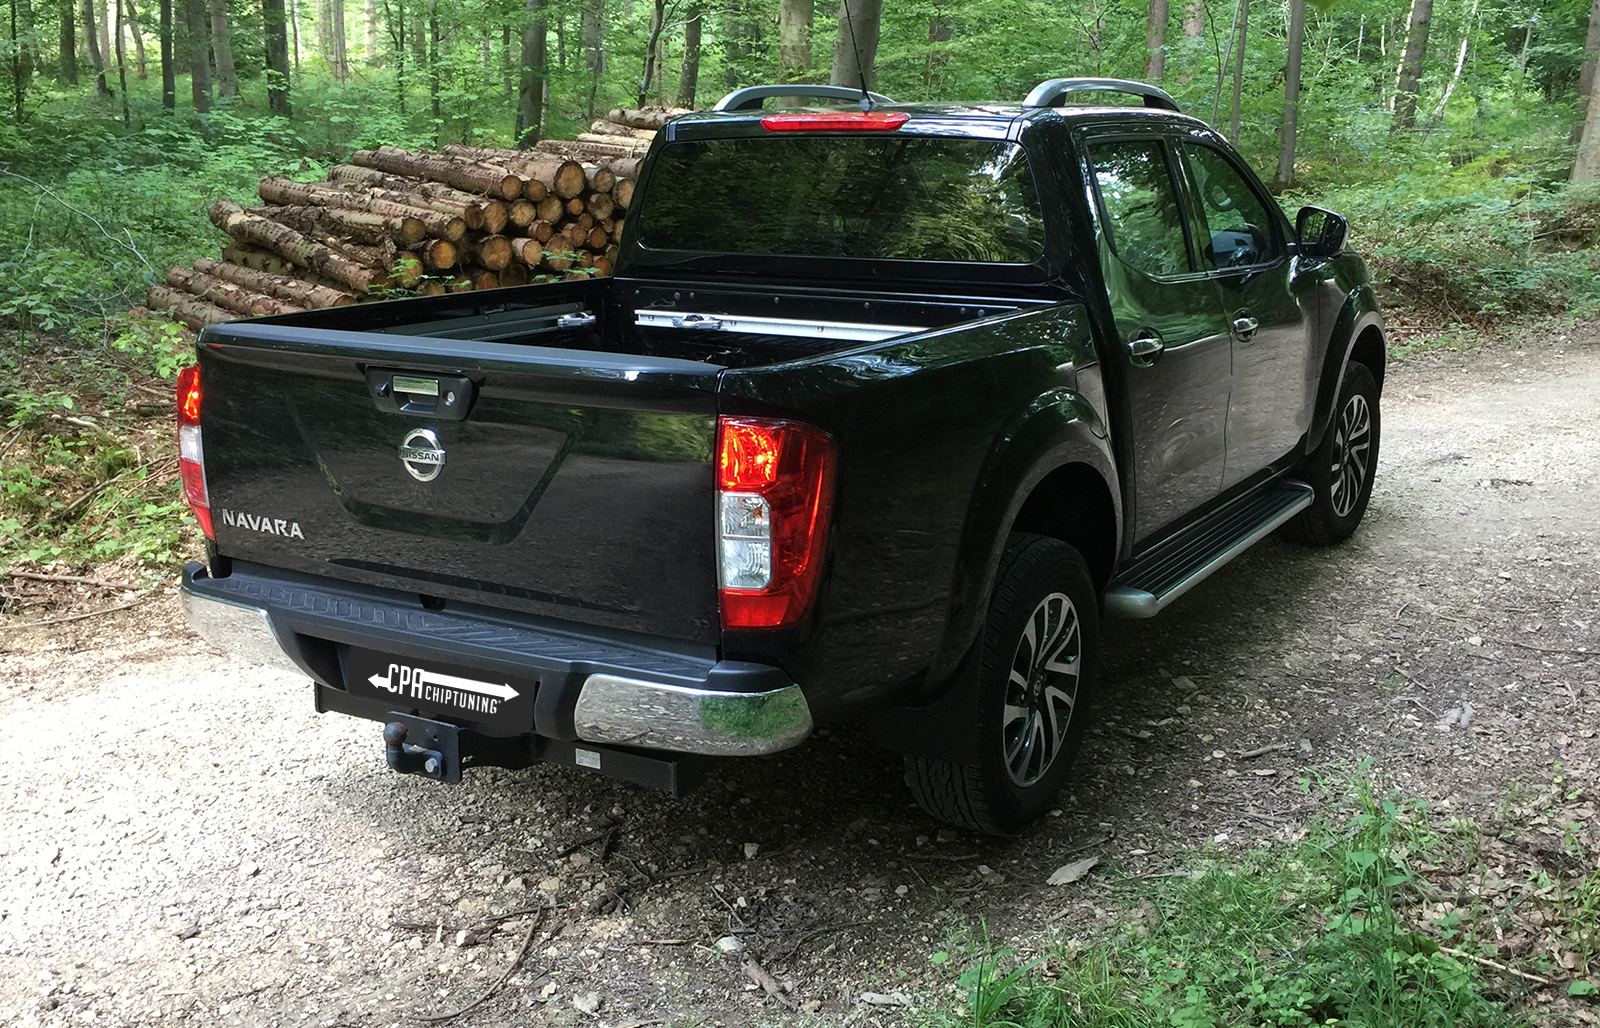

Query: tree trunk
[97,0,109,68]
[1575,67,1600,182]
[183,0,209,109]
[678,6,700,107]
[516,0,546,146]
[209,199,384,293]
[250,195,423,245]
[124,0,145,76]
[15,0,36,82]
[924,17,951,99]
[331,0,347,78]
[113,0,130,123]
[193,257,356,307]
[1229,0,1247,141]
[1429,0,1475,125]
[208,0,236,95]
[779,0,811,83]
[1391,0,1431,131]
[167,266,306,316]
[1274,0,1305,190]
[1181,0,1201,36]
[1571,0,1600,144]
[59,0,77,83]
[263,0,291,114]
[9,0,23,123]
[290,0,299,66]
[463,235,513,271]
[81,0,109,94]
[258,175,466,240]
[1143,0,1168,79]
[427,0,439,123]
[828,0,881,91]
[425,0,438,123]
[1512,17,1533,115]
[441,143,587,196]
[352,145,523,199]
[384,0,402,111]
[147,284,233,327]
[637,0,663,105]
[158,0,172,108]
[327,165,505,229]
[582,0,603,117]
[363,0,375,58]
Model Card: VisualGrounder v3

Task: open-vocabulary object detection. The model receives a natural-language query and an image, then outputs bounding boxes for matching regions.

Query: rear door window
[637,136,1045,263]
[1088,140,1193,277]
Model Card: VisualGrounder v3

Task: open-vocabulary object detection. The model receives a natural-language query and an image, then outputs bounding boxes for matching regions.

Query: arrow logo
[368,666,520,702]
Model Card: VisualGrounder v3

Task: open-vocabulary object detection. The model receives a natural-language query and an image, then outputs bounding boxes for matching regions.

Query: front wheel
[1283,361,1380,545]
[905,534,1099,835]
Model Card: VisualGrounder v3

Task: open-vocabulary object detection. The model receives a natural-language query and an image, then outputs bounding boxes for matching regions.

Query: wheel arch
[869,390,1119,765]
[1307,284,1386,455]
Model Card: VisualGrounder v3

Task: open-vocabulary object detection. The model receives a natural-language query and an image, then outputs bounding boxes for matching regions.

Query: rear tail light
[175,364,214,540]
[716,417,836,630]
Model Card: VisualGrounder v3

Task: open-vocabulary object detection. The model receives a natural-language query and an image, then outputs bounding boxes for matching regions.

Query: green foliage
[936,768,1531,1028]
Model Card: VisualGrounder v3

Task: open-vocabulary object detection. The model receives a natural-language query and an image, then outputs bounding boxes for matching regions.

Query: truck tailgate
[197,323,721,644]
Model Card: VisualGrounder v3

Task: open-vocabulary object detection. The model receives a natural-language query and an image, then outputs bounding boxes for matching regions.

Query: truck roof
[670,80,1210,142]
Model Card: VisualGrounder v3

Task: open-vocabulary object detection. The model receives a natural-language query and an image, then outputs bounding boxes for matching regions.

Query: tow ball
[382,715,463,783]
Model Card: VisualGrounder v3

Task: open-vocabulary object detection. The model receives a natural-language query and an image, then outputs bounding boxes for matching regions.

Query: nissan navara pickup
[178,78,1386,833]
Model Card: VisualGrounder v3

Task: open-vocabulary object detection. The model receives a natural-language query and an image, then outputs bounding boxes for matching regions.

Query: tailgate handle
[367,369,476,421]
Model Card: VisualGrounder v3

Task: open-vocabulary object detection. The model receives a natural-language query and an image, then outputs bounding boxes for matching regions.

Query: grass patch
[937,766,1600,1027]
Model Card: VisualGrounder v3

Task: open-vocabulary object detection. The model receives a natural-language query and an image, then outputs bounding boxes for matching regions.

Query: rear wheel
[905,534,1099,835]
[1284,361,1380,545]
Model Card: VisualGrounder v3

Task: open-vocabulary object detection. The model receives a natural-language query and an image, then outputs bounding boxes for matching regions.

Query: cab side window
[1089,141,1192,278]
[1182,144,1279,271]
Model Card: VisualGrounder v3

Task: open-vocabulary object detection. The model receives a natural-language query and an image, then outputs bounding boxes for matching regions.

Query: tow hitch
[369,705,705,795]
[383,715,462,783]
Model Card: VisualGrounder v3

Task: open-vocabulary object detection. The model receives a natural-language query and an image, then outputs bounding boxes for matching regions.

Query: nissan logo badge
[399,428,446,482]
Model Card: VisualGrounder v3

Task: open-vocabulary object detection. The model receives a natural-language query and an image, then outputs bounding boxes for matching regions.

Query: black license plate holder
[347,648,537,732]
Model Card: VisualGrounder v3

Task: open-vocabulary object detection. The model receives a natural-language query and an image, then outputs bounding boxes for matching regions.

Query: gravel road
[3,325,1598,1027]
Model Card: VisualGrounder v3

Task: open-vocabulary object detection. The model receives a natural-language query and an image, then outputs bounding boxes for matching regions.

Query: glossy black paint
[192,98,1383,745]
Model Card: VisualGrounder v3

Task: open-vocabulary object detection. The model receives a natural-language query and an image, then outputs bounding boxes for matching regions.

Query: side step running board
[1105,479,1313,619]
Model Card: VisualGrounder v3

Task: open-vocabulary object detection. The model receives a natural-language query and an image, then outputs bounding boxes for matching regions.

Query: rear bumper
[180,561,811,758]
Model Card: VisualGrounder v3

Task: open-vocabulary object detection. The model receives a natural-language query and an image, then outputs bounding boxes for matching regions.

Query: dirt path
[3,327,1598,1027]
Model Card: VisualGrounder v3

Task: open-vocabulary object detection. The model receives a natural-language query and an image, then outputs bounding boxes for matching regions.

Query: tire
[905,534,1099,835]
[1283,361,1380,546]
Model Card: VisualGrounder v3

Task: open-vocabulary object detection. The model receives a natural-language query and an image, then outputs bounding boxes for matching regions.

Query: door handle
[1127,334,1165,367]
[1232,315,1260,340]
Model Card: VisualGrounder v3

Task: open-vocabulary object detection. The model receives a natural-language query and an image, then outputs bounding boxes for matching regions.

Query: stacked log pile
[145,107,688,329]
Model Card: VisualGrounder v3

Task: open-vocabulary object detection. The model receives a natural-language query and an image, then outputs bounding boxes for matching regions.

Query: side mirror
[1296,206,1349,259]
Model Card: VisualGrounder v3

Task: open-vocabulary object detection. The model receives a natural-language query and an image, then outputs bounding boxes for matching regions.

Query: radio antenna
[839,0,874,111]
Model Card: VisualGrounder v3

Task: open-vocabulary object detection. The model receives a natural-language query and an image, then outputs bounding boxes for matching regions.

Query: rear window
[637,136,1046,264]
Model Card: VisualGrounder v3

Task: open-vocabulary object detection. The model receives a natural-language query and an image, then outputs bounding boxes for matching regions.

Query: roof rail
[1023,78,1180,112]
[713,84,897,113]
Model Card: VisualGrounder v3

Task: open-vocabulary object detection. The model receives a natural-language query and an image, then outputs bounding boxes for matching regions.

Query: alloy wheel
[1001,591,1082,787]
[1329,393,1372,518]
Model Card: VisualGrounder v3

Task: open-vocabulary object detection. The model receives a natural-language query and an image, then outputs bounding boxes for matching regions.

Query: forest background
[0,0,1599,569]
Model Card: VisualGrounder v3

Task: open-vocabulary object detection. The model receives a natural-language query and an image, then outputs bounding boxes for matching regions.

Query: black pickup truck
[179,78,1385,833]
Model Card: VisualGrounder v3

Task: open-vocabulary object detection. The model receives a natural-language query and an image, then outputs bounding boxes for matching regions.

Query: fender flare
[1307,284,1386,455]
[868,388,1120,764]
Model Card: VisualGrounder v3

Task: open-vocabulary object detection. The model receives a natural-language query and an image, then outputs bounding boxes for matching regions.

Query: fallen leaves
[1047,856,1099,886]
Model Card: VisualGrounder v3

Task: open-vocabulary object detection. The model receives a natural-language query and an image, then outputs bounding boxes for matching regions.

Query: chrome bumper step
[1105,479,1313,619]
